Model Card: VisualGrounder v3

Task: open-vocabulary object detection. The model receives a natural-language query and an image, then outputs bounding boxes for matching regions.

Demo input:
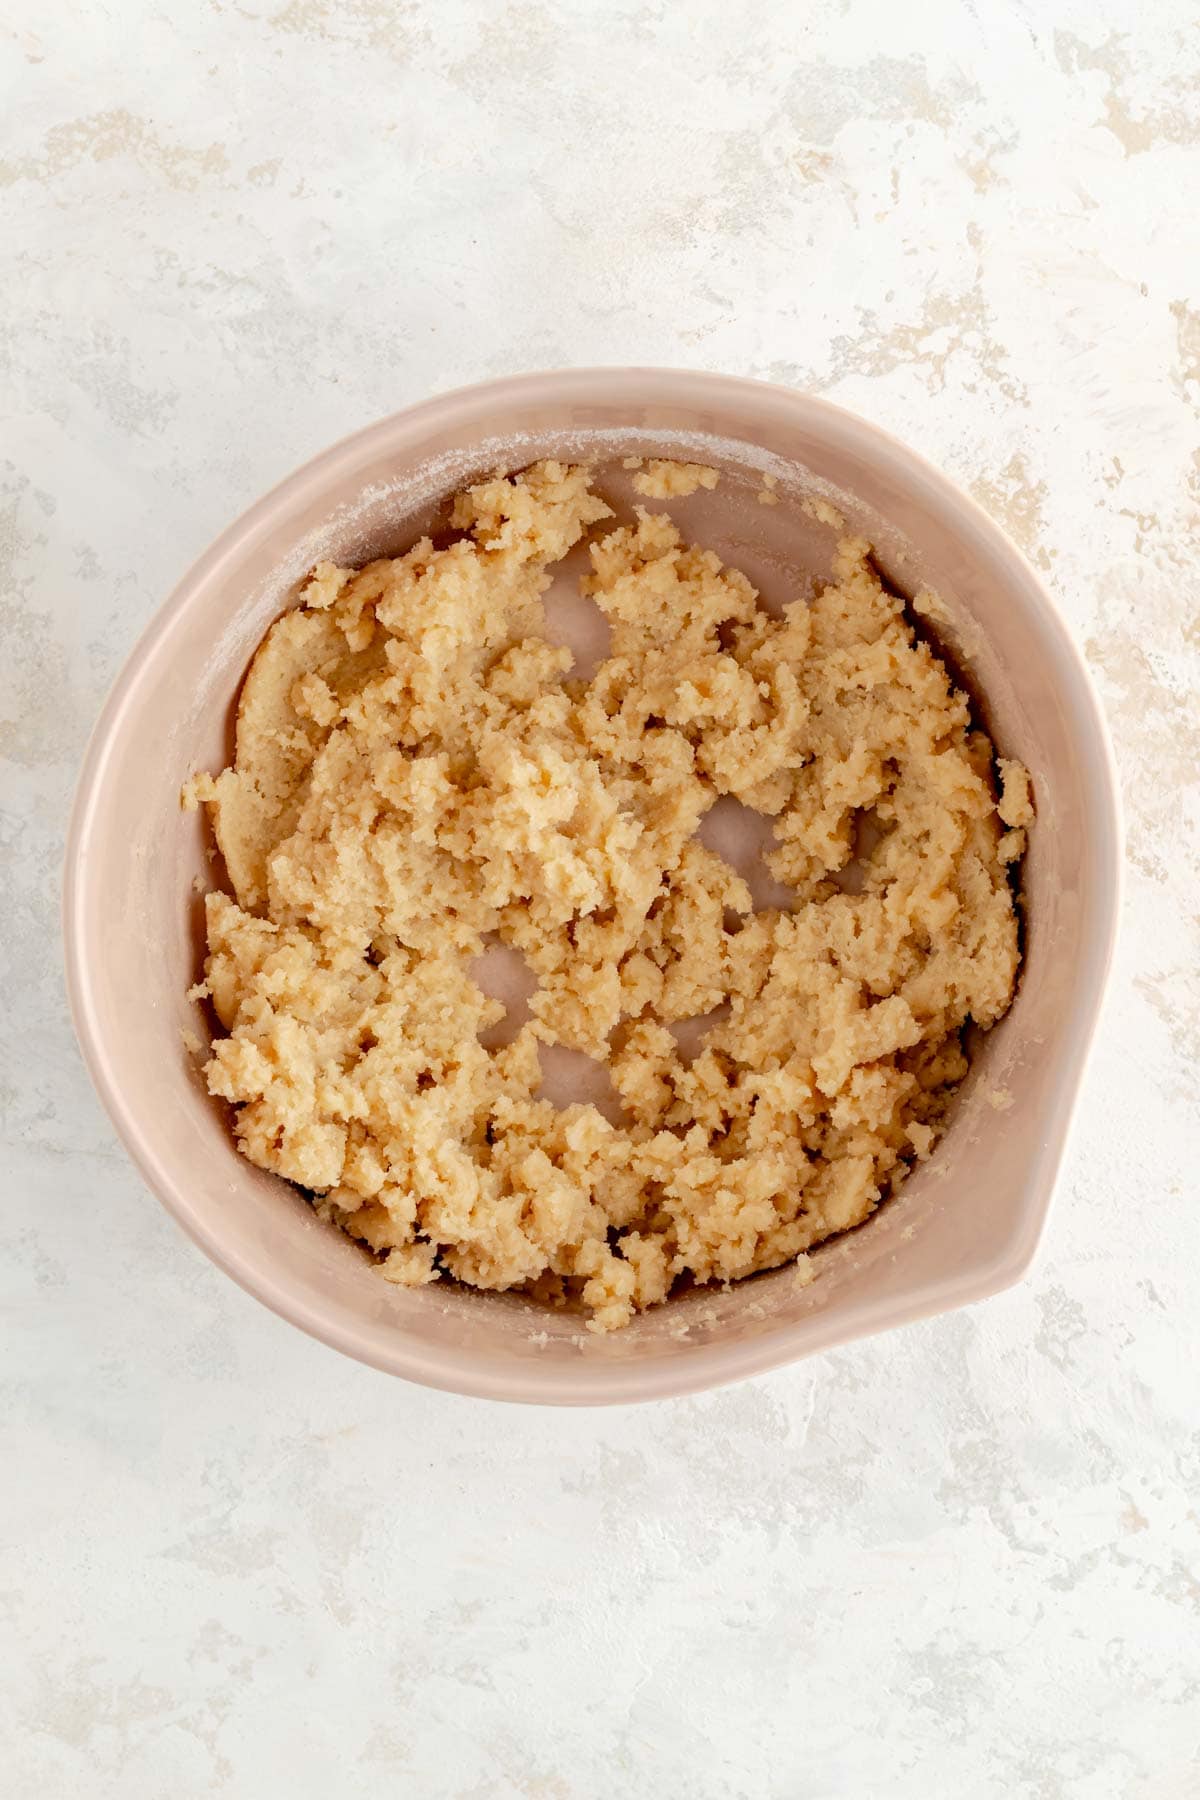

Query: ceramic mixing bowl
[63,369,1120,1402]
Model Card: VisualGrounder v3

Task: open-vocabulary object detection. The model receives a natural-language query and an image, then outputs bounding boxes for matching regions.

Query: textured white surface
[4,2,1200,1795]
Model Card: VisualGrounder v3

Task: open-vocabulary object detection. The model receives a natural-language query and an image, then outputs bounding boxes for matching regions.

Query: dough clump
[630,459,720,498]
[187,460,1029,1331]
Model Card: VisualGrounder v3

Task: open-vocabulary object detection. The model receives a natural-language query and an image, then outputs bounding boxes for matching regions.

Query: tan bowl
[63,370,1121,1403]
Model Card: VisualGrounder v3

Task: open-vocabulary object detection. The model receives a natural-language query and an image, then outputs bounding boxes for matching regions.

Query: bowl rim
[62,366,1123,1403]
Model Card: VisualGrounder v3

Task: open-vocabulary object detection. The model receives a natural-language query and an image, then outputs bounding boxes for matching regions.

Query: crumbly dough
[802,494,847,530]
[630,459,720,498]
[186,460,1030,1331]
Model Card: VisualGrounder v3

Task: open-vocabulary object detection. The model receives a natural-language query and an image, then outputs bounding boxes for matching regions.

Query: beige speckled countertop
[4,3,1199,1796]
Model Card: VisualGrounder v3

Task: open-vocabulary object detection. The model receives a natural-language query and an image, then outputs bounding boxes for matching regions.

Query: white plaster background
[3,1,1199,1795]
